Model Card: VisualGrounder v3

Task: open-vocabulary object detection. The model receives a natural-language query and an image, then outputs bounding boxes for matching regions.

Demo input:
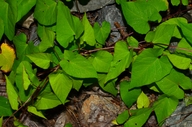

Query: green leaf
[175,38,192,56]
[145,31,155,42]
[121,0,168,34]
[22,66,31,90]
[167,53,191,69]
[145,24,176,47]
[0,96,12,116]
[51,46,63,65]
[105,41,132,83]
[156,69,191,99]
[27,53,51,69]
[124,108,153,127]
[49,73,72,104]
[0,18,4,40]
[179,21,192,45]
[0,0,17,40]
[127,36,139,48]
[13,33,28,60]
[56,1,83,48]
[80,13,96,46]
[93,21,110,45]
[89,50,113,73]
[184,95,192,106]
[171,0,180,5]
[182,0,188,5]
[6,76,19,110]
[35,92,62,110]
[15,61,36,102]
[16,0,36,22]
[153,95,178,126]
[98,73,118,96]
[137,91,150,109]
[26,41,40,54]
[116,110,129,124]
[71,77,83,91]
[120,81,141,108]
[171,0,188,6]
[130,48,172,88]
[14,118,27,127]
[0,117,2,127]
[34,0,56,25]
[28,106,46,119]
[38,26,55,52]
[162,17,187,38]
[13,33,39,61]
[21,61,40,87]
[73,16,84,39]
[60,50,97,78]
[65,123,73,127]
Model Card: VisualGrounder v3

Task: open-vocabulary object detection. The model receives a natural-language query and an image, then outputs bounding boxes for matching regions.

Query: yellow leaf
[0,43,16,72]
[137,91,150,109]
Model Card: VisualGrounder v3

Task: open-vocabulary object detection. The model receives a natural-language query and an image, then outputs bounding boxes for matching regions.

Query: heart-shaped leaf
[34,0,56,25]
[49,73,72,104]
[80,13,96,46]
[60,50,97,78]
[130,48,172,88]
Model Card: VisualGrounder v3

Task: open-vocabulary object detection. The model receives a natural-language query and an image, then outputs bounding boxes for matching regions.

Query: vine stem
[80,46,142,55]
[3,77,49,126]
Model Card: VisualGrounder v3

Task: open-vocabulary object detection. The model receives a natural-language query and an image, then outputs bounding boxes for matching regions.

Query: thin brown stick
[114,22,133,39]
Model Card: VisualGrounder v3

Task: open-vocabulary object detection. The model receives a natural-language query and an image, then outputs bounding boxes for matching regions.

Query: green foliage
[130,48,172,88]
[124,108,153,127]
[120,81,141,108]
[27,106,46,119]
[34,0,57,25]
[0,0,192,126]
[49,73,72,104]
[93,21,111,45]
[137,91,150,109]
[0,0,17,40]
[0,116,2,127]
[121,0,168,34]
[0,96,12,116]
[153,95,178,126]
[116,110,129,124]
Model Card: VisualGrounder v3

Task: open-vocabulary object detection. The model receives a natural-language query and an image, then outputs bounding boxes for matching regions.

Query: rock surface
[163,101,192,127]
[55,92,126,127]
[97,4,126,43]
[70,0,115,12]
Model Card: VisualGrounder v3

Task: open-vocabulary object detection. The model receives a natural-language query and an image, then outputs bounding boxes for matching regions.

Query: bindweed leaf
[6,76,19,110]
[93,21,110,45]
[137,91,150,109]
[28,106,46,119]
[49,73,72,104]
[27,53,51,69]
[34,0,56,25]
[80,13,96,46]
[60,50,97,78]
[130,48,172,88]
[0,96,12,116]
[35,92,62,110]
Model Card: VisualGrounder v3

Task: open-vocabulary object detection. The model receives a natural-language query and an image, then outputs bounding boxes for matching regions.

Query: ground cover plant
[0,0,192,126]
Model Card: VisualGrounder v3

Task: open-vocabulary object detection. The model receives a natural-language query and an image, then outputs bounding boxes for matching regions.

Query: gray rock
[97,4,126,43]
[163,101,192,127]
[29,25,40,46]
[70,0,115,12]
